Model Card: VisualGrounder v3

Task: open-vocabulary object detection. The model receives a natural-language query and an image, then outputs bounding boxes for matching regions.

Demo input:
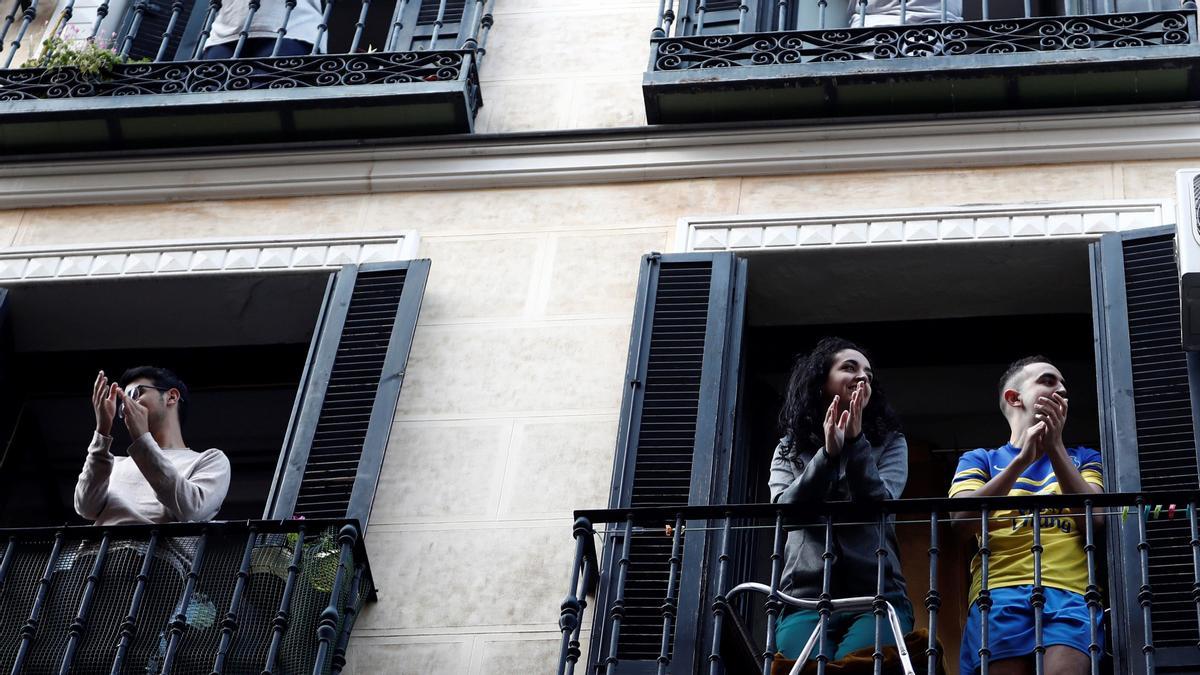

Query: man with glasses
[74,366,230,525]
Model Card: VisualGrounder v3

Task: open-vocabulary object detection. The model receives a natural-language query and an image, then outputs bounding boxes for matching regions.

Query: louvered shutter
[265,260,430,530]
[120,0,207,61]
[590,252,746,673]
[679,0,762,35]
[388,0,470,51]
[1092,228,1200,674]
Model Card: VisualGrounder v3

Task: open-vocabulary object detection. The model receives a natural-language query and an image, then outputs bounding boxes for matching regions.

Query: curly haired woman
[769,337,913,663]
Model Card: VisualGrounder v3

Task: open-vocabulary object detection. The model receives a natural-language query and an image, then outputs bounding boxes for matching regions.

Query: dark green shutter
[1092,228,1200,674]
[681,0,762,35]
[121,0,206,61]
[591,252,746,672]
[266,260,430,530]
[388,0,469,51]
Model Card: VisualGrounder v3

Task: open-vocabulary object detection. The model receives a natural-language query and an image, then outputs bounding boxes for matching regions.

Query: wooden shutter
[265,260,430,531]
[388,0,469,51]
[121,0,207,61]
[590,252,746,673]
[680,0,762,35]
[1092,228,1200,674]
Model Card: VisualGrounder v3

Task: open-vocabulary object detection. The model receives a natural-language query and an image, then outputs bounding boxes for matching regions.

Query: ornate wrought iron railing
[559,491,1200,675]
[648,0,1197,69]
[0,0,494,100]
[0,518,373,675]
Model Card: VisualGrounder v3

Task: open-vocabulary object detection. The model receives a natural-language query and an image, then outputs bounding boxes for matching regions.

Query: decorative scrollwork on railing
[0,50,469,101]
[653,11,1192,70]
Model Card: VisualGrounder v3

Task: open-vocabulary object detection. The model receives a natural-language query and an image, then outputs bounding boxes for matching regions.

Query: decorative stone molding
[0,110,1198,209]
[676,201,1171,252]
[0,232,419,283]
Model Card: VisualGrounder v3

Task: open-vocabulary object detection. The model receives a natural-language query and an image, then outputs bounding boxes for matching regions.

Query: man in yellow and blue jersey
[949,356,1104,675]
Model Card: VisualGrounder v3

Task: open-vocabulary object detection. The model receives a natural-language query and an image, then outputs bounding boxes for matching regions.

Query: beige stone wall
[0,157,1192,672]
[474,0,657,133]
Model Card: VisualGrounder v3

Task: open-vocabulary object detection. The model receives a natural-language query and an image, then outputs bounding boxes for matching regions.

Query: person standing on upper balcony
[75,367,230,526]
[949,356,1104,675]
[769,337,912,663]
[201,0,327,59]
[848,0,963,27]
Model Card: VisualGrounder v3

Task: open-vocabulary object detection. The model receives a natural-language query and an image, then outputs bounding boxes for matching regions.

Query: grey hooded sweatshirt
[768,432,908,602]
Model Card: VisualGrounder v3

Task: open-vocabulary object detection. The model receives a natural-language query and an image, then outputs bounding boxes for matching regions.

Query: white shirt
[74,431,231,526]
[204,0,327,50]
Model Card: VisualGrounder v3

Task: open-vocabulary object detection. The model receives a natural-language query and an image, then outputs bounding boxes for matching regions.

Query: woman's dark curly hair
[777,337,903,460]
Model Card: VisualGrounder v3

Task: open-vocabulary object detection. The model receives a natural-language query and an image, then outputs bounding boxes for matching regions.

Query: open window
[0,259,429,533]
[592,222,1195,673]
[116,0,474,59]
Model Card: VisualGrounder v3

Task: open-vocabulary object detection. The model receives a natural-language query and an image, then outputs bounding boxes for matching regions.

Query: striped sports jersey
[949,444,1104,602]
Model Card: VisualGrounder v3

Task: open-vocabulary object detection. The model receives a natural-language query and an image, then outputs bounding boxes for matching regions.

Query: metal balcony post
[603,516,634,675]
[192,0,223,59]
[873,512,886,675]
[0,0,21,53]
[110,532,159,675]
[817,515,835,675]
[1135,497,1155,671]
[232,0,261,58]
[656,514,684,675]
[263,526,307,675]
[349,0,371,53]
[708,514,733,675]
[211,528,259,674]
[330,565,365,675]
[119,0,146,58]
[11,529,65,675]
[926,512,941,675]
[154,0,185,61]
[385,0,409,50]
[1031,509,1044,675]
[979,508,992,675]
[559,518,590,675]
[460,0,484,49]
[761,511,784,675]
[271,0,298,56]
[3,0,38,68]
[0,536,15,588]
[475,0,495,64]
[1084,501,1101,675]
[312,524,359,675]
[427,0,449,50]
[161,532,209,674]
[312,0,335,54]
[59,533,112,675]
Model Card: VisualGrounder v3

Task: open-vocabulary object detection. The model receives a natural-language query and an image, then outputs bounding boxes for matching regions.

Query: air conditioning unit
[1178,169,1200,351]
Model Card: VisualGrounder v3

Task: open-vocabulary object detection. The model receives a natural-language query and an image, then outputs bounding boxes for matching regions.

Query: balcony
[558,491,1200,674]
[0,519,373,674]
[643,0,1200,123]
[0,0,494,154]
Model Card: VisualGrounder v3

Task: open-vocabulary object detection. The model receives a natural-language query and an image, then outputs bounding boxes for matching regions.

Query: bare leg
[987,657,1033,675]
[1043,646,1089,675]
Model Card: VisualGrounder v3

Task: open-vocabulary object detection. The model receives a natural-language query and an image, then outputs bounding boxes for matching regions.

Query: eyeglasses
[124,384,170,401]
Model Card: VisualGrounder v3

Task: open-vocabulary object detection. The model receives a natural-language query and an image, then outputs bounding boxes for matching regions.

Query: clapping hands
[823,381,866,457]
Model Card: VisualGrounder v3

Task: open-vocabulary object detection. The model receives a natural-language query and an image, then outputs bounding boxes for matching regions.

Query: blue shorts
[960,585,1103,675]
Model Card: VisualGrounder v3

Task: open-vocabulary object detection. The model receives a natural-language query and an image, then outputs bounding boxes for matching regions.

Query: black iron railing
[0,518,373,675]
[0,0,494,99]
[648,0,1197,69]
[560,492,1200,675]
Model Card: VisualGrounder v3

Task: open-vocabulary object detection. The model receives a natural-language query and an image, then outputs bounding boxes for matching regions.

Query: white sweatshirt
[74,431,231,526]
[204,0,327,50]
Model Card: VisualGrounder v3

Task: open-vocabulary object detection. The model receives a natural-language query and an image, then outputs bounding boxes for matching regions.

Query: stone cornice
[0,232,419,283]
[676,200,1172,251]
[0,109,1199,208]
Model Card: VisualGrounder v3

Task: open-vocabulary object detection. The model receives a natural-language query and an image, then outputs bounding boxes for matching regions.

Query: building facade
[0,0,1198,673]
